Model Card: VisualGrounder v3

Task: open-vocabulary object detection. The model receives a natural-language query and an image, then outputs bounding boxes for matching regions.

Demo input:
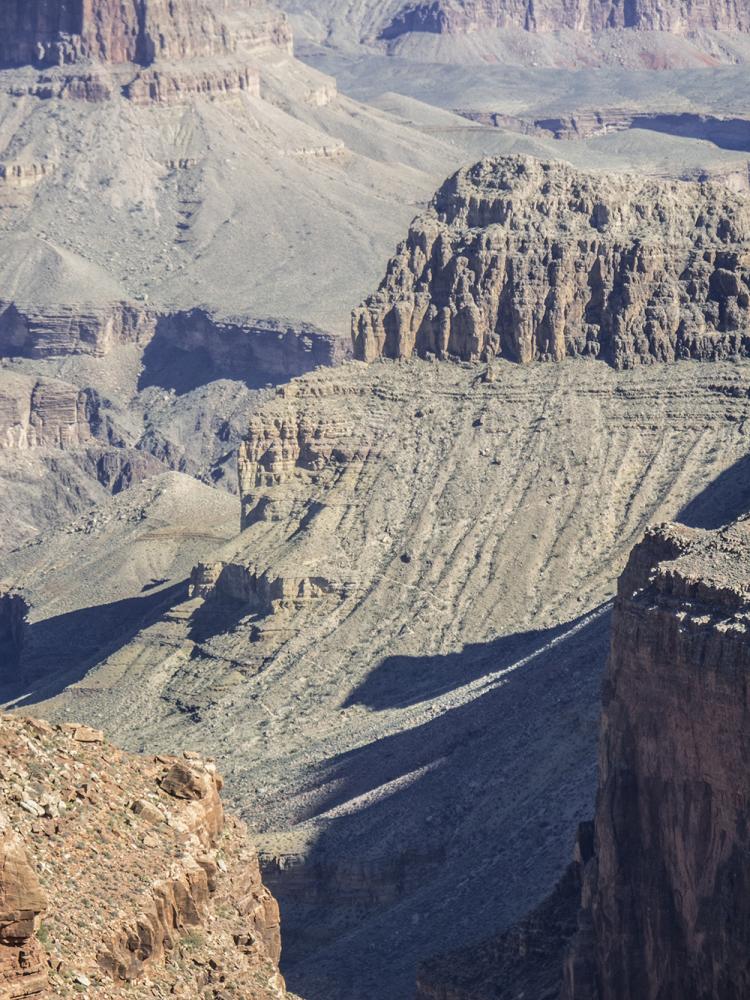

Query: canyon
[1,0,749,997]
[5,356,750,999]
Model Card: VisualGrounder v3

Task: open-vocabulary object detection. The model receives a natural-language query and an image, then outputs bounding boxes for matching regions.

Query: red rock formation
[563,518,750,1000]
[416,516,750,999]
[0,813,48,999]
[0,716,288,998]
[0,0,293,70]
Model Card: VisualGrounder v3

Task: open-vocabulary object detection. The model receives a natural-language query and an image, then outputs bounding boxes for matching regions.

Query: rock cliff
[0,0,292,70]
[416,516,750,999]
[0,713,291,999]
[379,0,750,38]
[563,518,750,1000]
[353,155,750,368]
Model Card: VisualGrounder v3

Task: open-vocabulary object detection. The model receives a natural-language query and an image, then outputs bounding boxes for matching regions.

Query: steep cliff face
[353,156,750,368]
[563,518,750,1000]
[0,714,290,999]
[0,810,47,999]
[415,516,750,1000]
[379,0,750,38]
[0,0,293,70]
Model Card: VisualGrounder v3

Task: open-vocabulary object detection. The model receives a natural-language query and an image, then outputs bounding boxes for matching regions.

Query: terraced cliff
[379,0,750,38]
[563,518,750,1000]
[0,713,292,999]
[353,156,750,368]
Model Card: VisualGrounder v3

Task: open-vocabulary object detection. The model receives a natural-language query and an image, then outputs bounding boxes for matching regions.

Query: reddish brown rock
[0,813,47,1000]
[0,0,293,70]
[379,0,750,39]
[416,516,750,999]
[0,715,289,998]
[563,518,750,1000]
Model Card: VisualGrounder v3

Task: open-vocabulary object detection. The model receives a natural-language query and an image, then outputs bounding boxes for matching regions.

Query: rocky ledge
[416,515,750,999]
[353,155,750,368]
[0,714,291,999]
[379,0,750,39]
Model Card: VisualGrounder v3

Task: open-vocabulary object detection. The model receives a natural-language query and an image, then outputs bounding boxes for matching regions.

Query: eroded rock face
[0,812,47,999]
[562,518,750,1000]
[379,0,750,38]
[0,714,288,998]
[0,0,293,70]
[414,516,750,999]
[353,155,750,369]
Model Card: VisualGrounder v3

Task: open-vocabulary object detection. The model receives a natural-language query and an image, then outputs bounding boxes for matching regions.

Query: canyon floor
[5,357,750,999]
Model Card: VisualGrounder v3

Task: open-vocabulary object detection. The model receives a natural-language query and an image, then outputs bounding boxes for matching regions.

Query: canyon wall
[0,714,289,998]
[379,0,750,38]
[0,0,293,69]
[353,155,750,369]
[416,516,750,999]
[563,518,750,1000]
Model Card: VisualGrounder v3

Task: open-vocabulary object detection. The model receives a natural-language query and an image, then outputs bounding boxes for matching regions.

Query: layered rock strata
[417,516,750,999]
[0,811,47,999]
[0,302,340,369]
[0,0,292,69]
[353,155,750,368]
[0,713,289,998]
[563,518,750,1000]
[379,0,750,38]
[0,0,292,106]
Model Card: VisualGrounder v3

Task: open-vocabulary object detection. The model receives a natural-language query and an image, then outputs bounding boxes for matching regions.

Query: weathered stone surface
[0,811,47,1000]
[0,0,292,70]
[353,155,750,368]
[0,714,289,998]
[379,0,750,39]
[414,516,750,999]
[562,518,750,1000]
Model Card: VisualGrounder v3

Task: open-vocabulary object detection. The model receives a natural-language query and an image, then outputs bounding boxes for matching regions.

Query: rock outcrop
[416,516,750,999]
[0,713,289,998]
[562,518,750,1000]
[353,155,750,369]
[0,0,292,70]
[379,0,750,38]
[0,0,292,106]
[0,811,47,999]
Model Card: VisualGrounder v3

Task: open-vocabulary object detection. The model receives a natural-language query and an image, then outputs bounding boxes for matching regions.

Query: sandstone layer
[353,155,750,368]
[0,713,291,999]
[379,0,750,38]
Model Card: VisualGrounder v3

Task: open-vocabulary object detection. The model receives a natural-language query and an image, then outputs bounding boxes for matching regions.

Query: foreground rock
[353,155,750,368]
[417,516,750,999]
[0,714,291,998]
